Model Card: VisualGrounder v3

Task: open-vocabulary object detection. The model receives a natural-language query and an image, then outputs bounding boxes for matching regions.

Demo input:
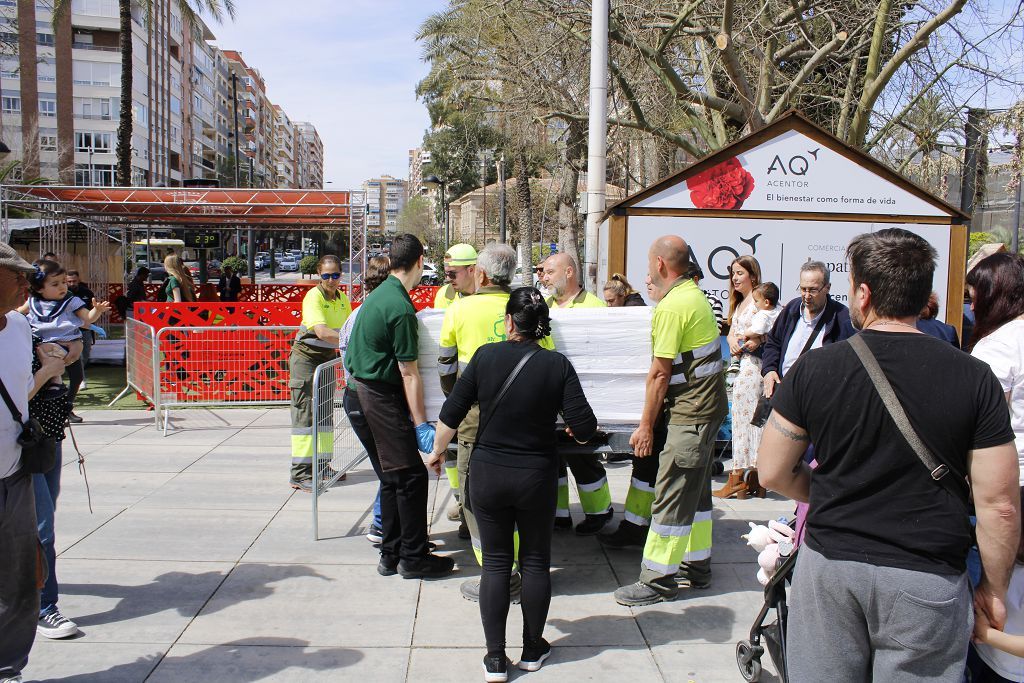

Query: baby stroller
[735,523,800,683]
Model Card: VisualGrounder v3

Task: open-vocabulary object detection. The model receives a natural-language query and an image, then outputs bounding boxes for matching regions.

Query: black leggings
[468,458,557,656]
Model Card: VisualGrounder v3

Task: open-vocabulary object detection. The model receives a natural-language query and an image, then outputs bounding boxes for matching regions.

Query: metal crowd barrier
[311,356,369,541]
[119,319,299,434]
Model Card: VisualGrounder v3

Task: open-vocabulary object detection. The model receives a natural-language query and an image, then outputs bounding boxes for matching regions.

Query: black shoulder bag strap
[0,375,25,425]
[474,346,541,447]
[848,334,966,500]
[798,307,830,357]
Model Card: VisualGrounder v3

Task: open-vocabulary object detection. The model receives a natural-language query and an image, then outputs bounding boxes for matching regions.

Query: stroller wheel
[736,640,763,682]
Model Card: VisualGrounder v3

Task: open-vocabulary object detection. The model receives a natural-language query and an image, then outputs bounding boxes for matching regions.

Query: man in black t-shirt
[758,228,1019,682]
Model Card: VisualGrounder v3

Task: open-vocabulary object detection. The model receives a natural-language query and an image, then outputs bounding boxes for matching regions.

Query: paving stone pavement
[23,408,792,683]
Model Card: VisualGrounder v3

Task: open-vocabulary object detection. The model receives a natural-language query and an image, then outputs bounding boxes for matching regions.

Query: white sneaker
[0,674,24,683]
[38,609,80,639]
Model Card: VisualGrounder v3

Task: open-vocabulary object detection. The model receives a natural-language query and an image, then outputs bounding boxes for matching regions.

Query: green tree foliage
[221,256,246,274]
[299,255,318,277]
[397,195,436,241]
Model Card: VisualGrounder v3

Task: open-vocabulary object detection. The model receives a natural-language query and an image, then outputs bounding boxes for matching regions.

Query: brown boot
[713,471,747,499]
[744,469,767,498]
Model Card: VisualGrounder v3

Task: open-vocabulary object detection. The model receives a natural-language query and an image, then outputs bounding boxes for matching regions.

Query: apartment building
[294,121,323,188]
[362,175,407,240]
[0,1,322,189]
[407,147,430,200]
[272,104,296,187]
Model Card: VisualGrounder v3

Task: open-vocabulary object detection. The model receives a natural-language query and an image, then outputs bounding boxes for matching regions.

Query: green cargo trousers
[639,418,723,587]
[288,345,335,483]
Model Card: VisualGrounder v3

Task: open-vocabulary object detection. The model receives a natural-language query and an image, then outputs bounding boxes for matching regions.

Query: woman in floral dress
[715,255,765,499]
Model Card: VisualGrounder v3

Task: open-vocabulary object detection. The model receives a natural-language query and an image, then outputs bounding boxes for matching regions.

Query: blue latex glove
[91,326,108,338]
[415,422,436,453]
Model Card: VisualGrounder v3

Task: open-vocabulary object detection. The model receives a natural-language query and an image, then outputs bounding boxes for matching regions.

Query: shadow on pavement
[32,637,363,683]
[61,564,329,628]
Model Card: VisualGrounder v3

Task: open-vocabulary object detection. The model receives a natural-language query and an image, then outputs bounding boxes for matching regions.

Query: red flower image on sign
[686,157,755,210]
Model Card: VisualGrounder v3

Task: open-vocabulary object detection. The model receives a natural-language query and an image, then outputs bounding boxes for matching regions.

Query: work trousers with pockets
[0,472,39,678]
[556,453,612,518]
[639,418,723,587]
[788,544,972,683]
[470,458,557,656]
[622,419,668,528]
[354,379,429,564]
[288,345,335,481]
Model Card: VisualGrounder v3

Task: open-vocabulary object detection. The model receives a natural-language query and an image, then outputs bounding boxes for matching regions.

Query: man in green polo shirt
[346,234,455,580]
[614,235,728,606]
[540,252,613,535]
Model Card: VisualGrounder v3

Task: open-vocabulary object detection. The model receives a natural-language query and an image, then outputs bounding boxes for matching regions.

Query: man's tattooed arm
[768,412,809,442]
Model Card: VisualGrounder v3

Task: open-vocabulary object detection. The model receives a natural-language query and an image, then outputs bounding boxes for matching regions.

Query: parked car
[256,252,269,269]
[278,256,299,272]
[143,261,168,282]
[185,260,222,280]
[420,263,442,287]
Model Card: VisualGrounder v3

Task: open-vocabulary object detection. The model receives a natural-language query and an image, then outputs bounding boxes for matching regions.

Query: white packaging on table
[417,307,653,425]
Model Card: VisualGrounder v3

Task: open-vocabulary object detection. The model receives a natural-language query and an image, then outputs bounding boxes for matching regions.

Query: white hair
[477,243,517,286]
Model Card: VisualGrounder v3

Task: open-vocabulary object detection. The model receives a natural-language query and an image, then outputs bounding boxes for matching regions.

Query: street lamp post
[497,154,507,243]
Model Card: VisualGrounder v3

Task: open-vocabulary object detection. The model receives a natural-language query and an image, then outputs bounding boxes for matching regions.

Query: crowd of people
[3,224,1024,683]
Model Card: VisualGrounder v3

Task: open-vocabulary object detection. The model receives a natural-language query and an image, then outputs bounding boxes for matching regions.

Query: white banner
[621,216,952,322]
[635,130,950,218]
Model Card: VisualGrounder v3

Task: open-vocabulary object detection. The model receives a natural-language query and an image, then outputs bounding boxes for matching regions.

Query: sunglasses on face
[320,272,341,281]
[445,270,458,279]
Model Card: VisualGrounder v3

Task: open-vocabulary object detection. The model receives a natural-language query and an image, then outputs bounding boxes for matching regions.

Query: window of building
[2,95,20,113]
[40,134,57,152]
[37,59,56,82]
[75,163,115,186]
[72,60,121,86]
[37,32,54,46]
[39,99,56,117]
[134,102,147,124]
[75,132,113,153]
[71,0,119,17]
[170,96,181,114]
[75,96,119,120]
[1,59,16,79]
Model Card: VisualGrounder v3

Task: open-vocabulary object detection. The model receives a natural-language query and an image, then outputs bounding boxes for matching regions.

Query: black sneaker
[518,637,551,672]
[483,653,508,683]
[458,521,470,540]
[575,509,613,536]
[398,553,455,579]
[598,520,648,548]
[366,524,383,544]
[554,515,573,531]
[377,557,398,577]
[38,609,79,639]
[68,412,84,424]
[289,477,312,492]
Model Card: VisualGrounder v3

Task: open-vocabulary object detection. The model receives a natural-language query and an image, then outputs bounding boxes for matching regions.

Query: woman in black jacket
[429,287,597,682]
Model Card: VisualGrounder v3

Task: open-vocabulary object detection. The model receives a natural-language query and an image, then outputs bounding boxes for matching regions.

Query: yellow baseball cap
[444,243,478,267]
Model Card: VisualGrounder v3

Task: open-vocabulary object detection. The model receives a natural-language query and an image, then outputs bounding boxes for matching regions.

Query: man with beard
[758,228,1019,681]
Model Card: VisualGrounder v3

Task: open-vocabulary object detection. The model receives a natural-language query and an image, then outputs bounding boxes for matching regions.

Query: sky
[206,0,448,190]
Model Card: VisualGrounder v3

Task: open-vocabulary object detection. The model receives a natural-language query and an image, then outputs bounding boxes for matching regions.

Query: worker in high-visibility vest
[540,252,614,535]
[433,243,478,309]
[613,235,727,606]
[433,243,478,523]
[438,243,553,603]
[289,255,352,491]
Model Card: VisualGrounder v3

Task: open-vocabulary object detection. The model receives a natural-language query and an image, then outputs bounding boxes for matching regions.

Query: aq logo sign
[766,148,820,176]
[707,233,762,280]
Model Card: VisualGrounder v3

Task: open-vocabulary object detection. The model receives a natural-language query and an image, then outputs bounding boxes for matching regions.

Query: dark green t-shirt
[345,275,419,385]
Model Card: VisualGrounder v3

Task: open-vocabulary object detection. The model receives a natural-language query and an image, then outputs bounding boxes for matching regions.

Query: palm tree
[53,0,235,187]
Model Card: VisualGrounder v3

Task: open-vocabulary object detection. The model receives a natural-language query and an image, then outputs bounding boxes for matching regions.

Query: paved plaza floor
[22,408,790,682]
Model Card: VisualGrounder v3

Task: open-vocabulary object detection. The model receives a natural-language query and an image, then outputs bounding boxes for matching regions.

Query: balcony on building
[72,28,119,53]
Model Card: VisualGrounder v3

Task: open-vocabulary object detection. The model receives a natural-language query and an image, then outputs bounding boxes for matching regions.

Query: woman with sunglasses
[288,255,352,491]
